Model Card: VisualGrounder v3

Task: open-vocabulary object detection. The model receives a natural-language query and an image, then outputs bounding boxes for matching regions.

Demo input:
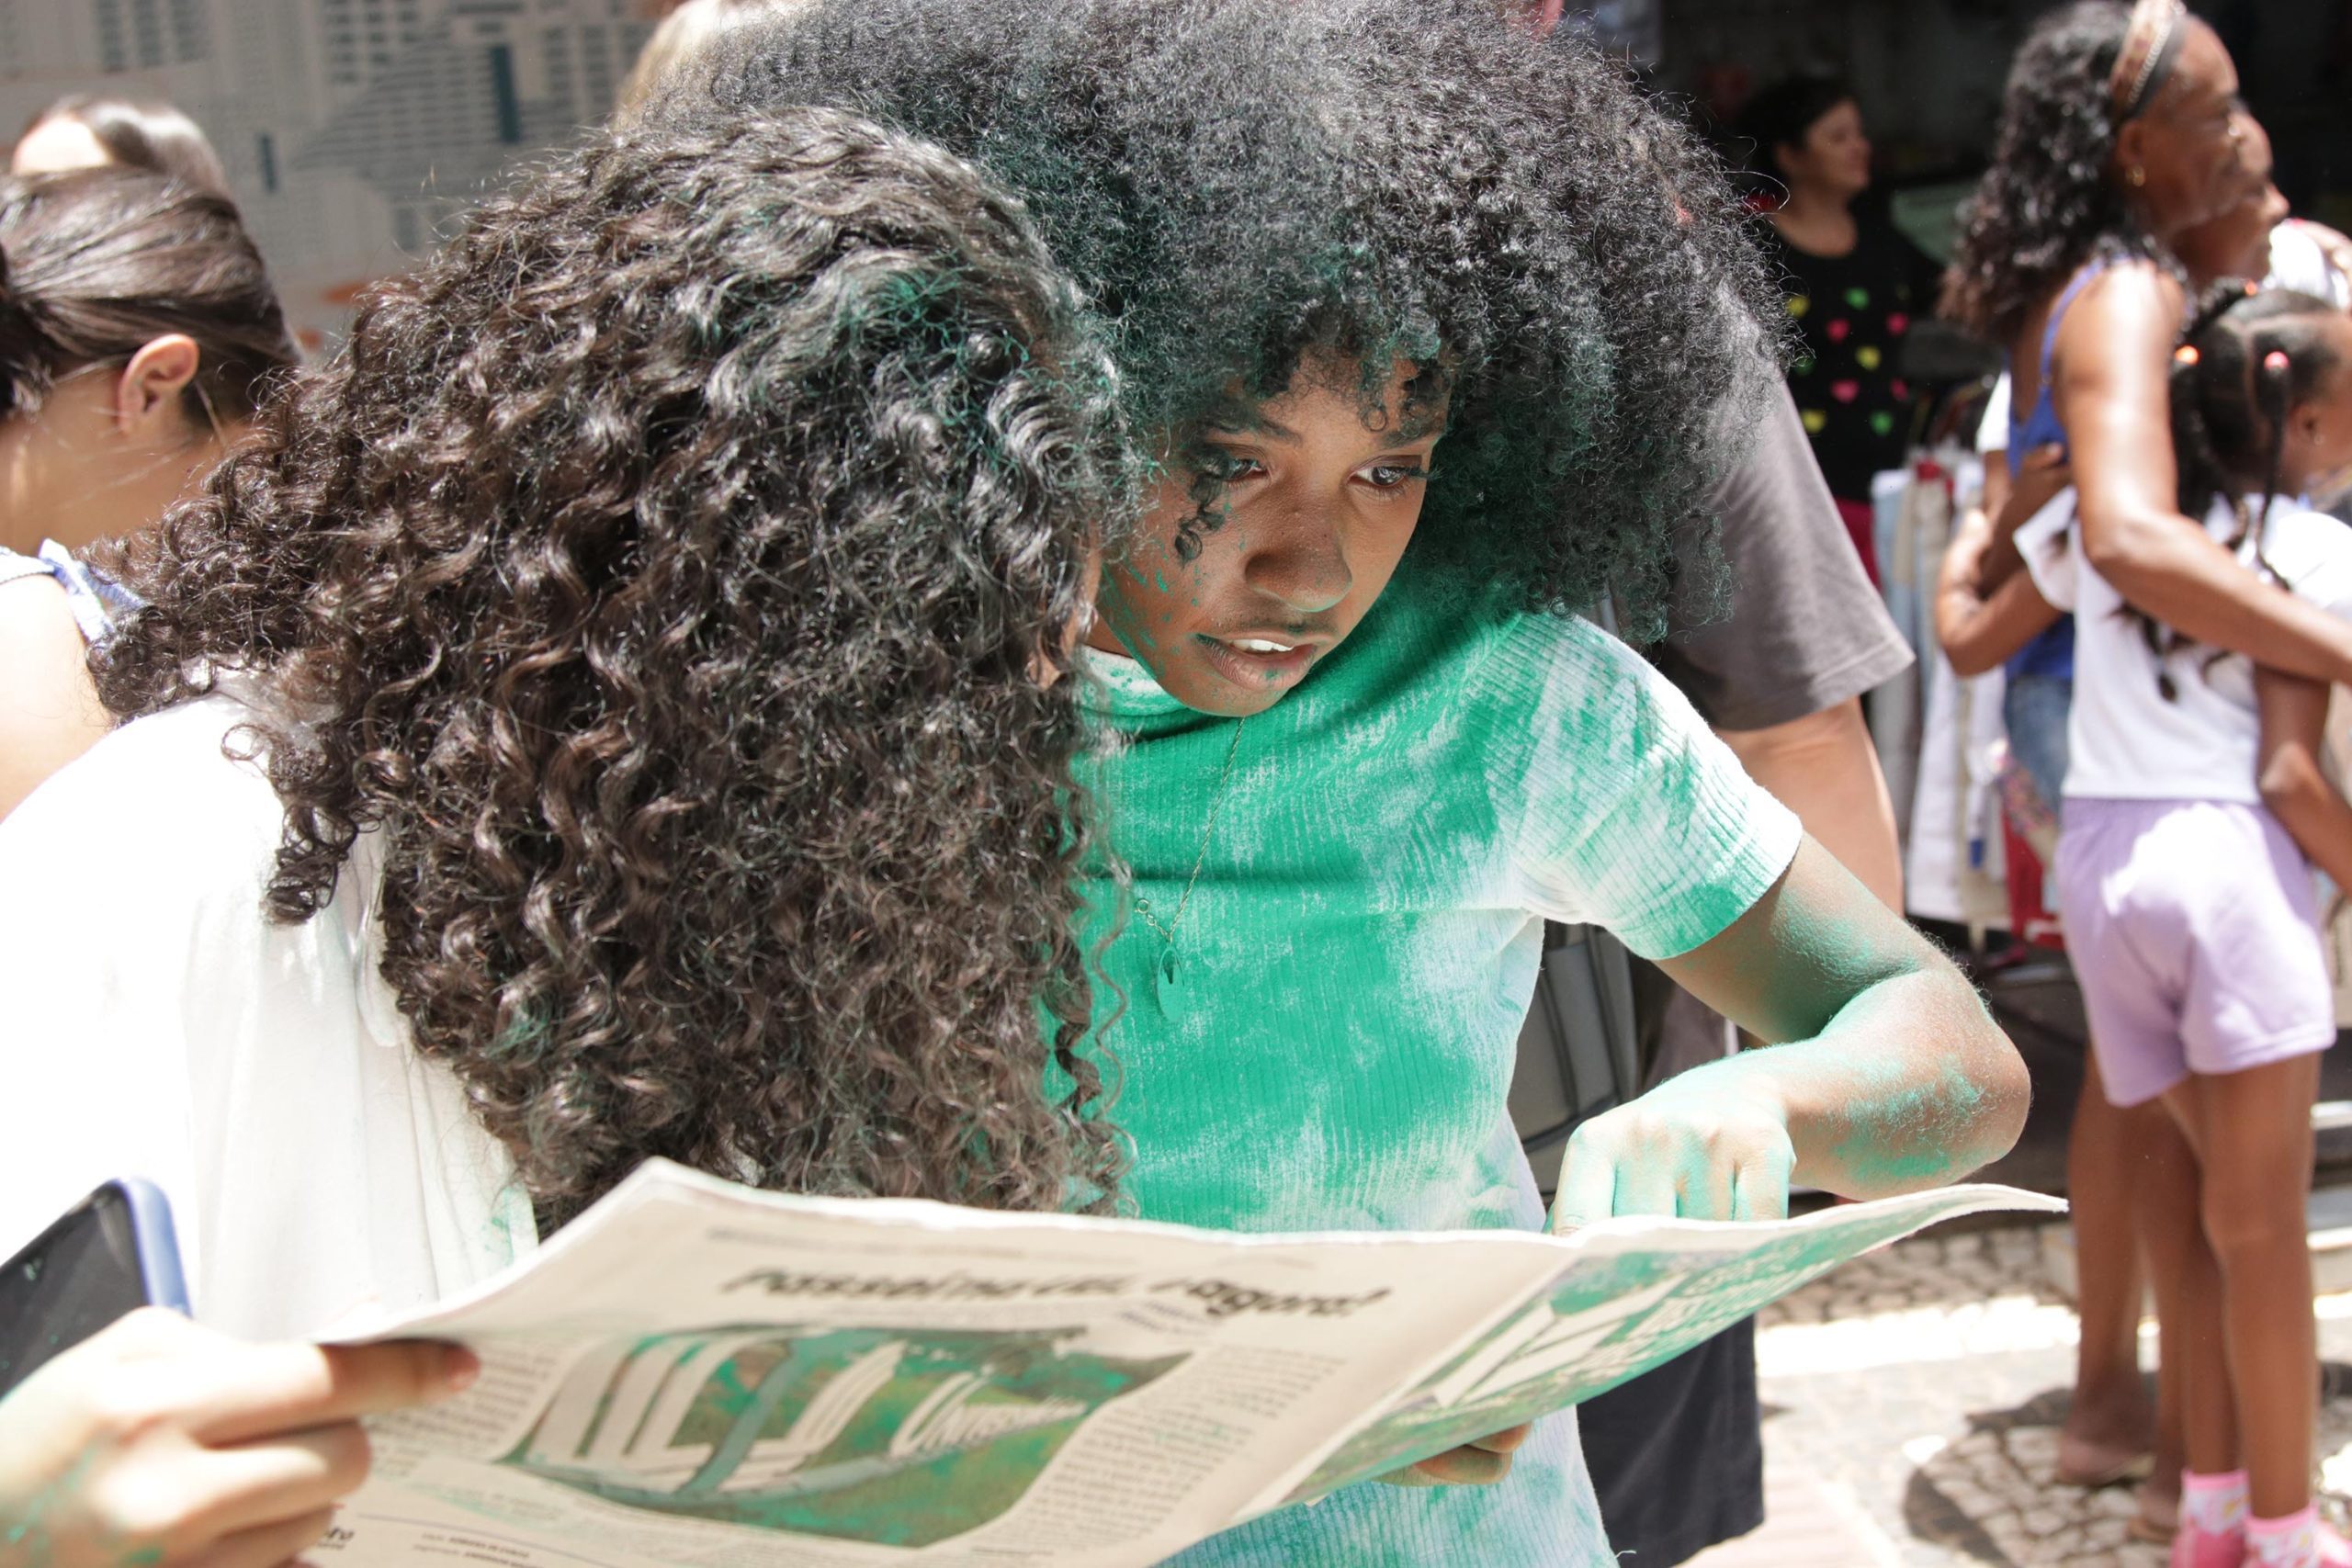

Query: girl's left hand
[1550,1079,1796,1229]
[1374,1422,1532,1487]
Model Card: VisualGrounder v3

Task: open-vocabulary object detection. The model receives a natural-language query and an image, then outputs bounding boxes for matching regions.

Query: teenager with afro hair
[698,3,2031,1561]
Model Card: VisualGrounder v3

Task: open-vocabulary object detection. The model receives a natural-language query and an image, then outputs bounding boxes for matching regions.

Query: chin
[1172,679,1281,719]
[1145,661,1271,718]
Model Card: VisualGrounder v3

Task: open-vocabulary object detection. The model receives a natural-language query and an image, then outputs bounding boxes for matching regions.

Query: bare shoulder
[2079,255,2182,302]
[0,570,84,658]
[2070,262,2187,340]
[2056,263,2185,395]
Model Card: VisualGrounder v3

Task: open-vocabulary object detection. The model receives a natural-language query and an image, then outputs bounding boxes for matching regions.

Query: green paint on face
[1089,356,1442,719]
[1067,519,1928,1561]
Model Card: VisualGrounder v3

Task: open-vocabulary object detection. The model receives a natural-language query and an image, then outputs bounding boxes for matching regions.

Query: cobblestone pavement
[1700,1222,2352,1567]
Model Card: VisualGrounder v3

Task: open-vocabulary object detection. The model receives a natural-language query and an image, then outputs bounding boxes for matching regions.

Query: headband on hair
[2109,0,2188,123]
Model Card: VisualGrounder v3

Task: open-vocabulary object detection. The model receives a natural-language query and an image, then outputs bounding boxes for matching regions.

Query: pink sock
[2182,1470,2249,1537]
[2245,1504,2328,1567]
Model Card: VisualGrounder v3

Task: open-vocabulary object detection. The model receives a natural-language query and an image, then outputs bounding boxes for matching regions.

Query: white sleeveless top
[0,693,535,1339]
[2016,493,2352,803]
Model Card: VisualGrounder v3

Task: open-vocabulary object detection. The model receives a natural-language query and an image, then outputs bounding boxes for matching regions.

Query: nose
[1241,502,1353,615]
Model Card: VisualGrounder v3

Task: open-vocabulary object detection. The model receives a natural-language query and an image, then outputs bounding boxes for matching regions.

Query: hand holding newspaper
[328,1161,2060,1568]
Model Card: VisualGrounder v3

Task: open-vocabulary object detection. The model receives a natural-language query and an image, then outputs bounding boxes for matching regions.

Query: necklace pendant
[1154,944,1186,1019]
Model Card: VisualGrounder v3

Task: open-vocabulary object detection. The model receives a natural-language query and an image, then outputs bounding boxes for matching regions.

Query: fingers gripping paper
[330,1163,2059,1568]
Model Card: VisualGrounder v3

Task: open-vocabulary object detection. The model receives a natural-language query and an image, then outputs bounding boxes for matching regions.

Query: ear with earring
[2127,165,2147,187]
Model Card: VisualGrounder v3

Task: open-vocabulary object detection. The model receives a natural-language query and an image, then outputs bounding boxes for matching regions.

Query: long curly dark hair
[1943,2,2153,343]
[693,0,1781,636]
[94,107,1130,1224]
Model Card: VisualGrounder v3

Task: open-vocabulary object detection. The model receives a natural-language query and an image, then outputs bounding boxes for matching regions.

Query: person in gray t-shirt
[1578,382,1913,1566]
[1651,385,1915,877]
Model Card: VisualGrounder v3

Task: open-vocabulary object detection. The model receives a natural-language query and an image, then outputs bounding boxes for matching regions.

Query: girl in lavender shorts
[2033,282,2352,1568]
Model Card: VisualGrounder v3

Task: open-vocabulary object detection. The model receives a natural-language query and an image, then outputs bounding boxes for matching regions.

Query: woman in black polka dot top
[1742,74,1942,584]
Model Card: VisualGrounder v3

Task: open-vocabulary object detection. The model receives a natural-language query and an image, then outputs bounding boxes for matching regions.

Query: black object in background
[0,1179,188,1402]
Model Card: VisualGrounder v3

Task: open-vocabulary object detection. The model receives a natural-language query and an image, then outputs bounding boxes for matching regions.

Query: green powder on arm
[1071,570,1803,1566]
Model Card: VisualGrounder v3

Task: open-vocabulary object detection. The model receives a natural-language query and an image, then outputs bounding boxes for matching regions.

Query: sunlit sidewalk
[1688,1220,2352,1568]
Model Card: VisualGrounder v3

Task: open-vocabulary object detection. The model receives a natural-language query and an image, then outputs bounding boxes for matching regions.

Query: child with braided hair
[2064,285,2352,1568]
[1944,281,2352,1568]
[704,1,2033,1561]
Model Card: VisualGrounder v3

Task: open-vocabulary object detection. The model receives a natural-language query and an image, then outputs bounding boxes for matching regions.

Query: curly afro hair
[1943,1,2154,344]
[693,0,1782,636]
[94,106,1130,1224]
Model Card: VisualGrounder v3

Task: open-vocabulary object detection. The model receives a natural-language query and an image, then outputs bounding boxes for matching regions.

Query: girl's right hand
[0,1307,478,1568]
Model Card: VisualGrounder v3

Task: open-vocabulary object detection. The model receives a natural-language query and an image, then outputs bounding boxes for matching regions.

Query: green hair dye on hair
[694,0,1783,637]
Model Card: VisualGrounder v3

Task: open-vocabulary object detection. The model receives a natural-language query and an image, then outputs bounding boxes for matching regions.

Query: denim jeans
[2002,671,2072,824]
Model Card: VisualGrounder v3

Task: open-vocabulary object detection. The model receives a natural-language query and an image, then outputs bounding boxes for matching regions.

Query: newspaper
[325,1159,2062,1568]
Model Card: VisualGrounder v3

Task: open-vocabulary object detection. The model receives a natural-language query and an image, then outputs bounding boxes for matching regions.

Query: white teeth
[1231,637,1296,654]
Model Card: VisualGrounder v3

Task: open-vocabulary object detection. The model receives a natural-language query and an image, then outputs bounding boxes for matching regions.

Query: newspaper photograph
[322,1160,2062,1568]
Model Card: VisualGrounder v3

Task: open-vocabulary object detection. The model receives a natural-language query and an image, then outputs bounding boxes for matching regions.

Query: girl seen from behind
[2060,287,2352,1568]
[0,105,1124,1568]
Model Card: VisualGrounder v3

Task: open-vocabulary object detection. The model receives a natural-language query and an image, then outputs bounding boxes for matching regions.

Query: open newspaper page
[1259,1183,2064,1513]
[325,1161,2057,1568]
[326,1161,1566,1568]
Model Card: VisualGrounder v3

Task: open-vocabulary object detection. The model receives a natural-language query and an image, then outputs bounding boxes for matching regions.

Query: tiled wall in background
[0,0,661,352]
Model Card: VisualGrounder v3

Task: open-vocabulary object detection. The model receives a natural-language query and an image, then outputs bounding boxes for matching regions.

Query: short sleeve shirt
[2052,496,2352,803]
[1075,569,1801,1567]
[1762,216,1942,502]
[1645,384,1913,732]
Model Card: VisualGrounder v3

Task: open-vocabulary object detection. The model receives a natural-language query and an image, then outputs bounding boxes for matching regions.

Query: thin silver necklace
[1133,716,1247,1017]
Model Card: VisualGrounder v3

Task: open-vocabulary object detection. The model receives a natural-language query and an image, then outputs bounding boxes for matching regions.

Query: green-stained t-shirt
[1074,572,1802,1568]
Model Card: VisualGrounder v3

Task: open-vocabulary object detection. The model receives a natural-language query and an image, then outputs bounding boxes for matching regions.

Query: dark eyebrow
[1203,412,1301,445]
[1204,409,1439,451]
[1204,412,1445,449]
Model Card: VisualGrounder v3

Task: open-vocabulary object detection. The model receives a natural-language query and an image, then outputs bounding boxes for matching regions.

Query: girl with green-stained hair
[705,2,2031,1561]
